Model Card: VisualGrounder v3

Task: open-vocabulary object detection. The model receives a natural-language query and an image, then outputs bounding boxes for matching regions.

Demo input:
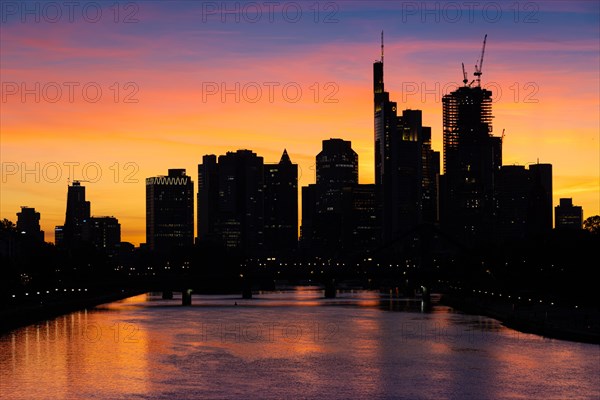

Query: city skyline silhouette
[1,2,598,246]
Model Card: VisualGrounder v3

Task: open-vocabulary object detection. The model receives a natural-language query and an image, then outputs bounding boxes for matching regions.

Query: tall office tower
[60,180,91,247]
[301,139,364,257]
[441,84,501,245]
[555,198,583,230]
[395,109,425,233]
[83,216,121,252]
[263,150,298,257]
[316,138,358,187]
[495,166,531,242]
[198,150,265,255]
[495,163,553,242]
[421,127,441,224]
[16,206,44,242]
[373,36,431,242]
[373,33,399,243]
[146,169,194,253]
[528,163,553,235]
[197,154,219,242]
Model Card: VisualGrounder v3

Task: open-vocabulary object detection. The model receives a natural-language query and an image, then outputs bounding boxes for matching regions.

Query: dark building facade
[373,41,439,245]
[263,150,298,257]
[440,85,501,245]
[421,127,441,225]
[16,206,44,243]
[528,163,553,235]
[84,216,121,252]
[495,163,552,242]
[395,109,426,234]
[341,184,380,255]
[146,169,194,253]
[198,150,264,255]
[56,180,91,247]
[555,198,583,230]
[301,139,379,257]
[197,154,219,243]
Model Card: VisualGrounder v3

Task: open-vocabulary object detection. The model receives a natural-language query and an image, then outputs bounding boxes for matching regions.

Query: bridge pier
[182,289,192,306]
[421,286,431,303]
[162,291,173,300]
[324,280,336,299]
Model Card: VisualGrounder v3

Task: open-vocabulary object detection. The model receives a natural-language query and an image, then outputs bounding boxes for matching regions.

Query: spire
[381,30,384,63]
[279,149,291,164]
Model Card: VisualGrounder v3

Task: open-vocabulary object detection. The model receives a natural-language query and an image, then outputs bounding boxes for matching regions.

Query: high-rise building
[316,138,358,187]
[373,38,400,243]
[146,169,194,253]
[264,150,298,257]
[197,154,219,242]
[58,180,91,247]
[301,139,378,257]
[16,206,44,242]
[198,150,265,255]
[555,198,583,230]
[495,166,530,241]
[441,84,501,245]
[373,36,437,243]
[83,216,121,252]
[394,109,425,234]
[528,163,553,234]
[421,127,441,224]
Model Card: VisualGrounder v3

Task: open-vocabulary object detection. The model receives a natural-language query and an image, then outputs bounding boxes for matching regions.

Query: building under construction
[439,35,503,245]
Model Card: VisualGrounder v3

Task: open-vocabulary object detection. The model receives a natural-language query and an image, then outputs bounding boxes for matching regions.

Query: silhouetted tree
[1,219,16,231]
[583,215,600,235]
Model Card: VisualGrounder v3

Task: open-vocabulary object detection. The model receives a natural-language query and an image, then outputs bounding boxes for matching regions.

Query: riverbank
[440,293,600,345]
[0,289,145,335]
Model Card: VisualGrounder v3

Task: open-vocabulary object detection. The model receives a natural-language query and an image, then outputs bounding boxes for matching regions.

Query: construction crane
[473,34,487,87]
[462,63,468,86]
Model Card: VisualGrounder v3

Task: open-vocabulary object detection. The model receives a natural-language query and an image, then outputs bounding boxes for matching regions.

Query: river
[1,288,598,399]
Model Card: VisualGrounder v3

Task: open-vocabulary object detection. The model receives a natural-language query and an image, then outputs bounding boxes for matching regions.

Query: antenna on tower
[381,30,384,63]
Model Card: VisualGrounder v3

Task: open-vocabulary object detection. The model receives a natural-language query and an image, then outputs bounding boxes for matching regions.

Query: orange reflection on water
[3,306,151,399]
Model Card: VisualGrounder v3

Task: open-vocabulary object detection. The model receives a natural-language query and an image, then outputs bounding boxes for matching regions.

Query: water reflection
[0,288,598,400]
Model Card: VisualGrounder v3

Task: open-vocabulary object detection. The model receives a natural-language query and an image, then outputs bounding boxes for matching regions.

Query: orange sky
[1,1,598,245]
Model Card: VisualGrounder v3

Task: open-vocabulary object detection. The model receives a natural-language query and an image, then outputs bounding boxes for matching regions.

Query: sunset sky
[1,1,598,245]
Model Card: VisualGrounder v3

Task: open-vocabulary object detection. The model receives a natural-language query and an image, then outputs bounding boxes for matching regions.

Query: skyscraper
[373,35,436,243]
[83,216,121,252]
[263,150,298,257]
[494,163,552,241]
[441,84,501,245]
[146,169,194,253]
[317,138,358,187]
[373,34,400,243]
[197,150,265,255]
[495,165,532,242]
[58,180,91,247]
[16,206,44,243]
[301,139,375,257]
[528,163,553,235]
[555,198,583,230]
[421,127,441,224]
[197,154,219,242]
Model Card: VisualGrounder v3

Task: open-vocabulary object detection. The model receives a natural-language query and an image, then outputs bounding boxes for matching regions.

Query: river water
[1,288,598,399]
